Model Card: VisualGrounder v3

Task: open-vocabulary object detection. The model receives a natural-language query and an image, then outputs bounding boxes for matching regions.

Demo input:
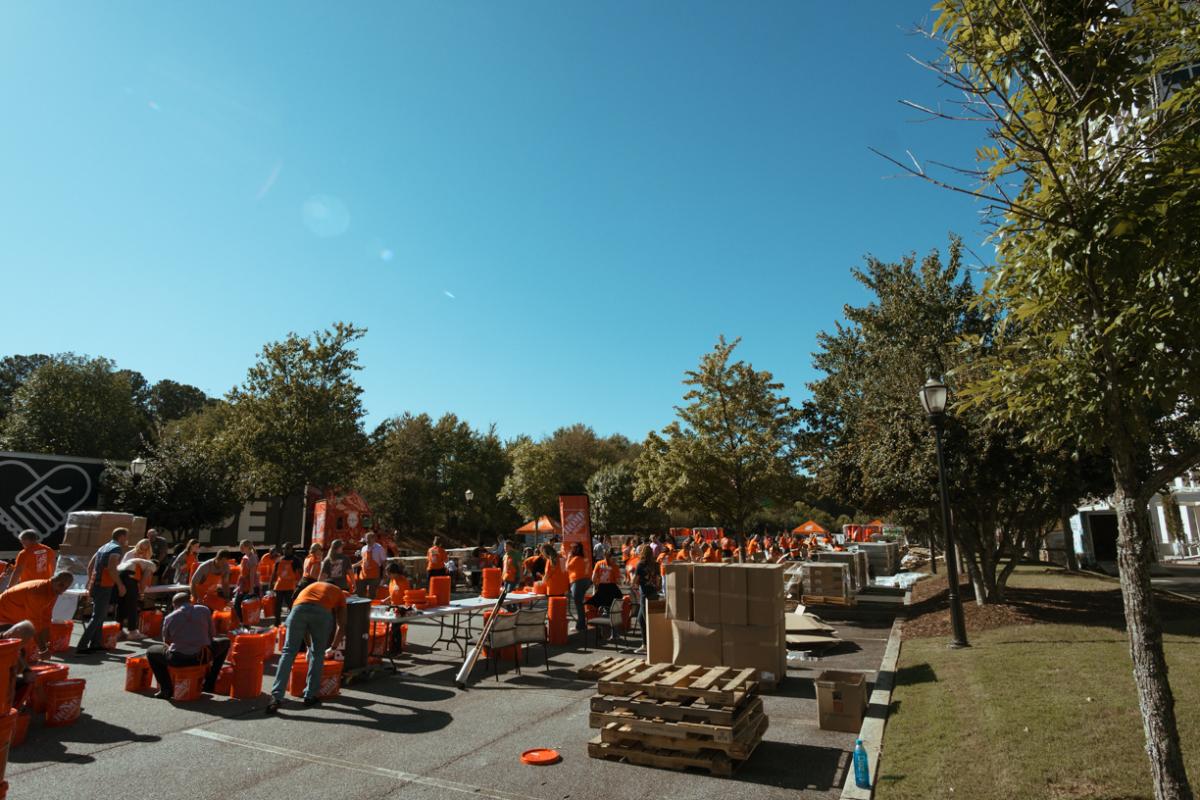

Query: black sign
[0,452,105,549]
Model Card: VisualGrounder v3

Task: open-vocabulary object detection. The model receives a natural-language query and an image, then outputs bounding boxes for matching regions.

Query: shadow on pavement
[271,695,452,734]
[733,741,847,792]
[12,714,161,765]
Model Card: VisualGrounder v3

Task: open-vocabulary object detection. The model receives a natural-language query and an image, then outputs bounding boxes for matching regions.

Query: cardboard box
[665,562,693,621]
[691,564,724,625]
[646,600,673,664]
[671,619,723,667]
[815,670,868,733]
[719,565,748,626]
[99,512,136,539]
[721,623,786,686]
[745,563,785,622]
[130,516,148,540]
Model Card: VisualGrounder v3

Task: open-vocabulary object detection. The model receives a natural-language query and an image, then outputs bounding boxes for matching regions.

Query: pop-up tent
[793,520,828,535]
[516,516,562,536]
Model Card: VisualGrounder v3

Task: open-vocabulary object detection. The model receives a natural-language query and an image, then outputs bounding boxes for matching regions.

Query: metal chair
[585,598,625,650]
[514,606,550,672]
[483,612,519,680]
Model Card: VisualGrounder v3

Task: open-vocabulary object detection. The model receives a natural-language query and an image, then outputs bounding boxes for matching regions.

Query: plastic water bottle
[853,738,871,789]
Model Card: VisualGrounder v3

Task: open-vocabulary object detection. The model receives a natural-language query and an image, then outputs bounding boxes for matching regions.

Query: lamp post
[919,377,969,649]
[464,489,474,537]
[129,456,147,486]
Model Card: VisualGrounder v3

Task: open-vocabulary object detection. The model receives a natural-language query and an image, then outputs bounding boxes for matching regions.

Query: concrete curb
[840,616,903,800]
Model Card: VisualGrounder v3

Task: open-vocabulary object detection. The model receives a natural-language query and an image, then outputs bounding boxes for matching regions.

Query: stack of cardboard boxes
[799,562,852,603]
[857,541,901,577]
[655,562,787,688]
[60,511,147,559]
[814,550,869,591]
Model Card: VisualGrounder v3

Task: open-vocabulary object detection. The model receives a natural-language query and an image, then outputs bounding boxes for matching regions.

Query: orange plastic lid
[520,748,561,765]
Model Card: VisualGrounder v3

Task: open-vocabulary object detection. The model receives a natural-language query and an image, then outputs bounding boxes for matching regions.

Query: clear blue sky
[1,2,987,442]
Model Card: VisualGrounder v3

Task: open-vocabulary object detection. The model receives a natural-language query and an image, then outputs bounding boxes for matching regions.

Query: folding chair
[483,612,519,680]
[585,599,625,650]
[514,606,550,672]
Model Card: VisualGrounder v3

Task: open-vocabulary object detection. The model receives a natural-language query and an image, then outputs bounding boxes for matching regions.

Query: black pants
[357,578,379,599]
[146,639,230,694]
[117,574,141,631]
[274,589,294,626]
[233,589,259,625]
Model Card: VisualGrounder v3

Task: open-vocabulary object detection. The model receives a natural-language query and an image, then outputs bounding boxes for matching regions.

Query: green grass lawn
[876,568,1200,800]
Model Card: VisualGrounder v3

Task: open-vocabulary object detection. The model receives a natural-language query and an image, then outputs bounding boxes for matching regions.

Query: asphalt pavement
[7,602,890,800]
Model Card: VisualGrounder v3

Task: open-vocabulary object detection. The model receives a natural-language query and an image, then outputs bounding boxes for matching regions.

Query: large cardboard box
[665,562,693,621]
[815,670,868,733]
[130,516,148,541]
[721,623,786,686]
[99,512,136,539]
[719,565,748,626]
[691,564,724,625]
[671,619,723,667]
[745,563,785,623]
[646,599,673,664]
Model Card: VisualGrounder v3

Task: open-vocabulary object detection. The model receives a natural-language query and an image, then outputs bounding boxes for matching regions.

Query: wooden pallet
[590,692,751,726]
[597,663,759,705]
[597,712,768,761]
[588,737,744,777]
[589,694,763,743]
[578,656,643,681]
[801,594,857,607]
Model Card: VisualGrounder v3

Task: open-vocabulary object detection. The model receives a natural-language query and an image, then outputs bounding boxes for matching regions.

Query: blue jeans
[571,579,592,632]
[79,585,115,649]
[271,603,333,702]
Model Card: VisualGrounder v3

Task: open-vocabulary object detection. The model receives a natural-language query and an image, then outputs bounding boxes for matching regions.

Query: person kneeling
[145,592,230,700]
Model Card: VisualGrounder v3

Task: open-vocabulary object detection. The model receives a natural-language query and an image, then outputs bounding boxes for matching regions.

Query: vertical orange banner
[558,494,593,574]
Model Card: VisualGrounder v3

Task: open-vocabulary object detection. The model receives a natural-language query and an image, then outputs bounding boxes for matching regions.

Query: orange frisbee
[521,748,561,765]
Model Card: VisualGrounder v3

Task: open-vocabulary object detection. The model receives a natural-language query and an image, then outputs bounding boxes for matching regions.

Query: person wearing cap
[266,565,346,713]
[8,530,57,587]
[0,571,74,652]
[144,592,230,700]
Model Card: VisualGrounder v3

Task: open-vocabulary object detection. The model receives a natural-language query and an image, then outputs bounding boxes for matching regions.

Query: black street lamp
[129,456,147,486]
[919,377,970,649]
[464,489,474,537]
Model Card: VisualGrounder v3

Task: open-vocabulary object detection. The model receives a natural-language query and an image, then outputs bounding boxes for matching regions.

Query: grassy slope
[876,568,1200,800]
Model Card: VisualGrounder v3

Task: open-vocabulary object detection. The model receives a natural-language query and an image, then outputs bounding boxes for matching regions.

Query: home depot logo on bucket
[49,697,80,724]
[174,676,197,701]
[320,675,339,697]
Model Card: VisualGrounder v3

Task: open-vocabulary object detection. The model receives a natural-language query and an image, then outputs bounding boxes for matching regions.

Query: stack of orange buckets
[481,568,501,599]
[0,638,23,799]
[429,575,451,607]
[229,632,271,699]
[547,596,569,645]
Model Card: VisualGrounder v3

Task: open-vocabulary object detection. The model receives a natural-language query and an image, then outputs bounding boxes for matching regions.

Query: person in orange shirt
[566,543,591,633]
[356,532,387,598]
[621,541,633,562]
[540,543,568,597]
[258,547,278,587]
[656,544,675,579]
[702,542,722,563]
[171,539,200,584]
[271,543,302,625]
[9,530,57,586]
[585,550,622,614]
[267,567,346,713]
[0,572,74,651]
[297,542,324,592]
[746,536,761,561]
[501,540,522,592]
[385,562,410,604]
[427,536,449,580]
[522,547,545,587]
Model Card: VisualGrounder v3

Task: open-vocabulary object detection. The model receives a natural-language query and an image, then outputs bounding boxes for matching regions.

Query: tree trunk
[1060,503,1079,571]
[1111,442,1194,800]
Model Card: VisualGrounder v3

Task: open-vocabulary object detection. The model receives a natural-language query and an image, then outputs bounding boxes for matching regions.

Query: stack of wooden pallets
[586,661,768,776]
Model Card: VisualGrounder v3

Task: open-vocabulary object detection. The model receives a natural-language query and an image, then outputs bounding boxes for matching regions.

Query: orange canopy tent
[793,520,828,535]
[516,516,562,535]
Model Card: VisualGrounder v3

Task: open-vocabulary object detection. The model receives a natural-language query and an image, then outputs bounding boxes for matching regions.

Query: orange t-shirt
[258,554,276,585]
[566,556,589,583]
[502,554,519,584]
[703,546,721,563]
[186,553,198,581]
[543,558,569,596]
[591,560,616,585]
[294,581,348,612]
[388,576,410,605]
[427,546,447,571]
[303,555,322,580]
[0,579,56,633]
[14,544,56,583]
[274,559,298,591]
[657,550,674,578]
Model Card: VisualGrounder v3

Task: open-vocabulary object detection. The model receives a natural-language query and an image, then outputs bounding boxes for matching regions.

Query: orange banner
[559,494,593,573]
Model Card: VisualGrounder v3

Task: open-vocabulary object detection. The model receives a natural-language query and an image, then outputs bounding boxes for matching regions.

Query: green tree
[635,336,802,546]
[149,379,210,426]
[226,323,368,507]
[892,3,1200,795]
[499,424,637,521]
[0,354,52,424]
[104,433,244,541]
[586,461,663,536]
[0,355,146,459]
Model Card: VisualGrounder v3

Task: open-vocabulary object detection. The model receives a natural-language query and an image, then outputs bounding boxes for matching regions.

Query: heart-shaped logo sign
[0,460,93,541]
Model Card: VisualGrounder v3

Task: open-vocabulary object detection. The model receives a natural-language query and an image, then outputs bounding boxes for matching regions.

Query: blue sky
[1,2,987,441]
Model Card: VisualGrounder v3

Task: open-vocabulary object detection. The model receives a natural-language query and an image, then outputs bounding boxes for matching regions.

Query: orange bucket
[202,591,228,612]
[231,632,272,661]
[261,593,277,620]
[288,656,308,697]
[168,665,206,702]
[101,622,121,650]
[481,568,501,599]
[547,596,568,645]
[241,598,262,626]
[533,581,547,595]
[318,660,342,699]
[0,640,23,713]
[368,623,389,656]
[139,610,164,638]
[0,709,16,781]
[124,657,151,694]
[44,679,86,727]
[30,664,69,711]
[230,660,264,699]
[49,621,74,653]
[214,664,234,696]
[213,610,233,634]
[11,711,29,749]
[429,576,451,606]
